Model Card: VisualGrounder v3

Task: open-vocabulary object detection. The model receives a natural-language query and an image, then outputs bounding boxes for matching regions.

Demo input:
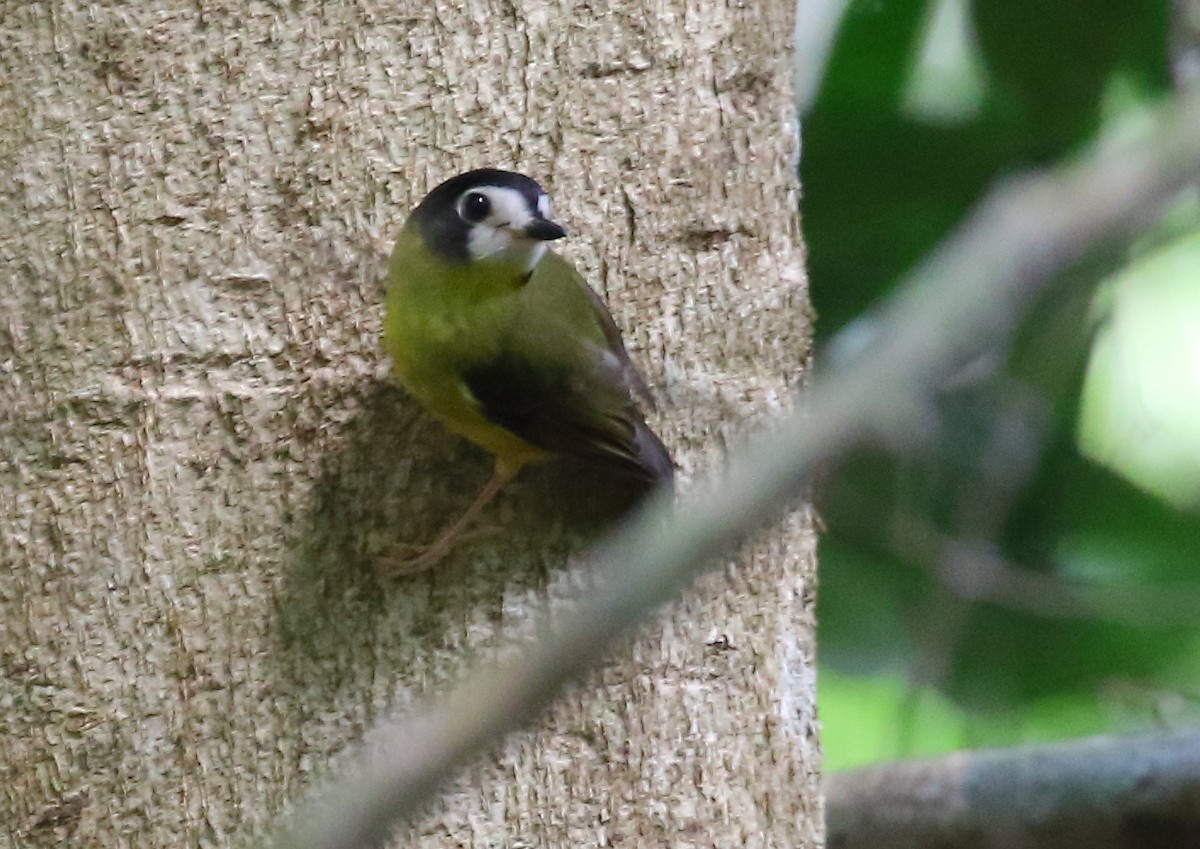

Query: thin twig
[891,514,1200,627]
[272,91,1200,849]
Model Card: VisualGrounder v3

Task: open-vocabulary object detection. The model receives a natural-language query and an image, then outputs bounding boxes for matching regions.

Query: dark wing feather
[462,250,673,487]
[462,350,673,487]
[577,283,657,409]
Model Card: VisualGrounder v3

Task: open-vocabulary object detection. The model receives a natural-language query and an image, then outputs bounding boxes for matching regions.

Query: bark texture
[0,1,816,847]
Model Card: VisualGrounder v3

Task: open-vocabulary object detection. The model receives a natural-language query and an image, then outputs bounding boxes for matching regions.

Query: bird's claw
[374,526,502,578]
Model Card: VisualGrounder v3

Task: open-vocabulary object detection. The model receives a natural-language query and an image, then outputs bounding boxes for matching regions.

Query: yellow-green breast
[383,226,550,464]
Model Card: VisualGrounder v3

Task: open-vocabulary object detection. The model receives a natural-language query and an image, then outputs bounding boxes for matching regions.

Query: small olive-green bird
[383,168,673,570]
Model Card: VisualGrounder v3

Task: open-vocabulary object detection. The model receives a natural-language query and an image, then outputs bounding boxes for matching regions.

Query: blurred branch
[825,727,1200,849]
[272,92,1200,849]
[1172,0,1200,86]
[794,0,852,114]
[894,515,1200,627]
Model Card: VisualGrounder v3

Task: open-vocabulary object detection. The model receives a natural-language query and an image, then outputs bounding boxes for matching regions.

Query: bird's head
[408,169,566,273]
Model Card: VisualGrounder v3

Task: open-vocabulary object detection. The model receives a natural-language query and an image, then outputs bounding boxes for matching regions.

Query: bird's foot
[375,526,500,577]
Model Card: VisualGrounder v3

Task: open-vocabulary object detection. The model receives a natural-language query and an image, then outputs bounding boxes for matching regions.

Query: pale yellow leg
[379,459,524,576]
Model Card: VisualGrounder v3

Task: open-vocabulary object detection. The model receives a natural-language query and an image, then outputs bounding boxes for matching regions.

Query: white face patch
[459,186,547,270]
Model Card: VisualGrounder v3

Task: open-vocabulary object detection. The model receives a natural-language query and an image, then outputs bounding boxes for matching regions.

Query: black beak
[524,218,566,241]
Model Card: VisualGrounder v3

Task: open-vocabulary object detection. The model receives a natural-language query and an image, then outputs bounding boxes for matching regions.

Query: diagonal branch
[271,91,1200,849]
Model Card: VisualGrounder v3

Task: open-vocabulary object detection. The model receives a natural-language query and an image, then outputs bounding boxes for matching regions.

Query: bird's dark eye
[460,192,491,223]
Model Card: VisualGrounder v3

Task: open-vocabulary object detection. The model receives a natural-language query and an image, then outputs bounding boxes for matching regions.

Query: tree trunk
[0,2,817,847]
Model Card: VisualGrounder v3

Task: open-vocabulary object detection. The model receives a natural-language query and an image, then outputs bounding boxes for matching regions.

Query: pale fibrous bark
[0,2,816,848]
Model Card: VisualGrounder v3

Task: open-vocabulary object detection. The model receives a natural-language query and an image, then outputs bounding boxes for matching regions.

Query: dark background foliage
[804,0,1200,768]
